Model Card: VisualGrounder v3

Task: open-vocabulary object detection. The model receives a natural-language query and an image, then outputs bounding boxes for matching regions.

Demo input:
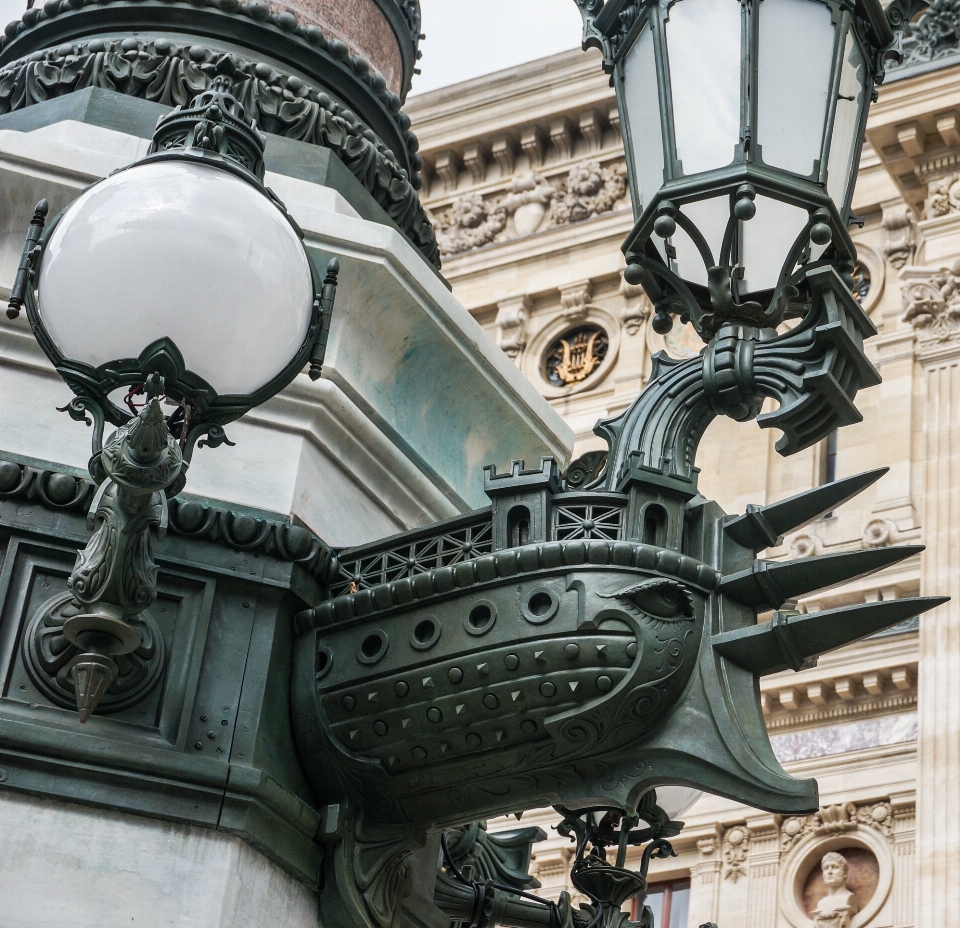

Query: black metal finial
[7,199,48,320]
[308,258,340,382]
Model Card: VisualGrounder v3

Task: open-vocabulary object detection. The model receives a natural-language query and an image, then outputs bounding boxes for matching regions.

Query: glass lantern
[8,79,339,470]
[576,0,901,338]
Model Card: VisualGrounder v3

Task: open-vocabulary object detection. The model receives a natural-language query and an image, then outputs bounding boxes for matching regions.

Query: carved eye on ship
[599,578,694,621]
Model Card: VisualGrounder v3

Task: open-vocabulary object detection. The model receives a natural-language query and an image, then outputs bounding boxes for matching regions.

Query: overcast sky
[410,0,583,95]
[0,0,583,94]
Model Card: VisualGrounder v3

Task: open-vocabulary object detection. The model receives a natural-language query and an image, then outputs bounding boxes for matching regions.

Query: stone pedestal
[0,792,319,928]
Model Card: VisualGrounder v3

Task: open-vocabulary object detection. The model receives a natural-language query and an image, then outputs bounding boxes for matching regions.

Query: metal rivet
[394,681,409,697]
[200,715,207,722]
[243,602,250,608]
[483,693,500,710]
[194,741,203,749]
[411,746,427,760]
[539,681,556,698]
[448,667,463,684]
[597,675,613,692]
[207,731,216,739]
[504,654,519,670]
[466,732,482,747]
[427,707,443,723]
[521,720,537,734]
[373,720,388,736]
[564,643,580,660]
[341,695,356,711]
[221,719,228,726]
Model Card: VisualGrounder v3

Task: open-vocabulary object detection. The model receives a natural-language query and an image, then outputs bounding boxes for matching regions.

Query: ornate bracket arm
[65,398,183,721]
[595,265,879,492]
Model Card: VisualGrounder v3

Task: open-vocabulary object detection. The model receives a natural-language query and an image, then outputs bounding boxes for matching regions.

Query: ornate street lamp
[7,72,340,721]
[574,0,920,343]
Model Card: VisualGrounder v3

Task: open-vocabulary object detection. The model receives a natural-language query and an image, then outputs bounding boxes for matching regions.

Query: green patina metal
[0,452,332,886]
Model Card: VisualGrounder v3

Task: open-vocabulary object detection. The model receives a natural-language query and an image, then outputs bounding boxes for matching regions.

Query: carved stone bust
[811,852,859,928]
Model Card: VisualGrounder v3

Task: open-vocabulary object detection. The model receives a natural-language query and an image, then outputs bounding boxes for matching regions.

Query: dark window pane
[669,881,690,928]
[642,884,665,927]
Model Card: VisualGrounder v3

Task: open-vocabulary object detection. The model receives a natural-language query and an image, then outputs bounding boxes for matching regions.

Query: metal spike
[724,468,888,550]
[713,596,948,675]
[718,545,924,610]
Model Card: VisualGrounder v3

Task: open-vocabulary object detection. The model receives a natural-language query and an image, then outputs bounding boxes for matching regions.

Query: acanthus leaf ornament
[64,398,183,721]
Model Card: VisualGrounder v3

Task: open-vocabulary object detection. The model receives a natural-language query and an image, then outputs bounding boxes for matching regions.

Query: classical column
[890,793,916,928]
[914,322,960,928]
[744,815,781,928]
[688,831,723,927]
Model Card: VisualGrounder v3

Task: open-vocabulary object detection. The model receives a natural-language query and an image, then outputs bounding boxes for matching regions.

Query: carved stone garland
[0,38,440,267]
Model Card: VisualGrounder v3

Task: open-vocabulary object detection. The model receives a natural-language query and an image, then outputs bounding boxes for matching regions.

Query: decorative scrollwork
[21,591,165,714]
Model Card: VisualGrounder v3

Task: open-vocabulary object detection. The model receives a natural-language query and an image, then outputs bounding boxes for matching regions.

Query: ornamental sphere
[652,310,673,335]
[810,222,832,246]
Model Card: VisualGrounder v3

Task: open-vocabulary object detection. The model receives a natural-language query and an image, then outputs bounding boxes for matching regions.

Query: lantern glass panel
[670,196,730,285]
[665,0,741,176]
[622,23,664,213]
[38,161,315,398]
[741,195,810,293]
[756,0,836,178]
[826,28,867,210]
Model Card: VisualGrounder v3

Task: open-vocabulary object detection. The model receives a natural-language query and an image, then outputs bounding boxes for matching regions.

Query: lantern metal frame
[573,0,925,340]
[7,75,340,474]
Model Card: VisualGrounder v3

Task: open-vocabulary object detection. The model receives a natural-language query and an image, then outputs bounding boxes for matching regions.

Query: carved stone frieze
[723,825,749,882]
[501,172,557,238]
[435,193,507,255]
[0,38,440,267]
[926,173,960,218]
[780,801,895,853]
[789,533,823,558]
[552,160,628,225]
[902,260,960,340]
[863,518,897,548]
[434,159,628,256]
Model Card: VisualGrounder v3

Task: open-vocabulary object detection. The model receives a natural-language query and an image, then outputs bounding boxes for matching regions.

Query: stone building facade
[406,11,960,928]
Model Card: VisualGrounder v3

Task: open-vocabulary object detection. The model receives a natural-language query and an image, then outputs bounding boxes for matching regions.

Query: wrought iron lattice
[553,503,624,541]
[330,519,494,597]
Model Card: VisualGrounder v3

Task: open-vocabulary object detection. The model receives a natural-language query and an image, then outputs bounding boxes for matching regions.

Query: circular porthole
[315,646,334,681]
[464,600,497,636]
[521,587,559,625]
[356,629,389,665]
[544,325,609,388]
[410,616,442,651]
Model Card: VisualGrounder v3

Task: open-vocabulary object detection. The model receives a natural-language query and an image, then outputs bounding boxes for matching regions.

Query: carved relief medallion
[544,326,609,386]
